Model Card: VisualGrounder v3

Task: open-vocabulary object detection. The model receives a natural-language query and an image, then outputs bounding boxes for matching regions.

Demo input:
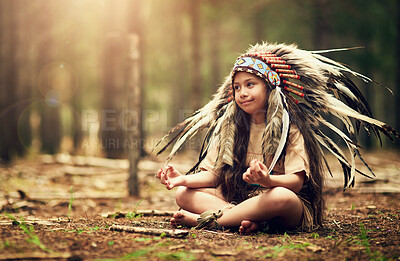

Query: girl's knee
[263,187,300,211]
[175,186,191,208]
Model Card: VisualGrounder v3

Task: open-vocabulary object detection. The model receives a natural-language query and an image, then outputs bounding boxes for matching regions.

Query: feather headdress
[154,42,399,189]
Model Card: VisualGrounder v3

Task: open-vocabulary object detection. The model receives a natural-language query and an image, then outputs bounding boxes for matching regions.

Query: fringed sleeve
[198,144,219,174]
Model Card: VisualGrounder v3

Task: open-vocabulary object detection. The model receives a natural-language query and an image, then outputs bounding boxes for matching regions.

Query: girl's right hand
[243,159,271,188]
[156,165,186,190]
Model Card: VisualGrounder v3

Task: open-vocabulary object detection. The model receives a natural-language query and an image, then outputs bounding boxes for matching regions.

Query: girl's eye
[247,82,254,87]
[234,85,240,91]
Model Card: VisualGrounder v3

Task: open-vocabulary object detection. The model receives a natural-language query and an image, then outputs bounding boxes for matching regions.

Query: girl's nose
[240,89,248,98]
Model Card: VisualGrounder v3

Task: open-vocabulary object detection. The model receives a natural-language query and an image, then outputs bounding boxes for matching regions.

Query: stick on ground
[109,225,189,238]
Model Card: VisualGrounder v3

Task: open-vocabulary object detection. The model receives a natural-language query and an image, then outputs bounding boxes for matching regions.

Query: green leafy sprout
[6,213,51,252]
[68,186,75,219]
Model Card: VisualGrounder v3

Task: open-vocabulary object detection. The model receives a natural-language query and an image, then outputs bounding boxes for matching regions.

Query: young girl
[156,43,399,233]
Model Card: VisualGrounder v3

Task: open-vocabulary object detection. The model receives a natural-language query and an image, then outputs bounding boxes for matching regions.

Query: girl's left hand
[243,159,271,187]
[157,165,186,190]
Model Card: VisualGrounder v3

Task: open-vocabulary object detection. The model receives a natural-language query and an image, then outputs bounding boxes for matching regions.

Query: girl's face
[233,72,269,124]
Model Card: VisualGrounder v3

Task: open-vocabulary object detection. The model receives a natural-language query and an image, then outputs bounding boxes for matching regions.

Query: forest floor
[0,150,399,260]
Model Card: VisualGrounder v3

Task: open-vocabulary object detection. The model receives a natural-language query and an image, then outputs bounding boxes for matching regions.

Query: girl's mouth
[241,99,254,106]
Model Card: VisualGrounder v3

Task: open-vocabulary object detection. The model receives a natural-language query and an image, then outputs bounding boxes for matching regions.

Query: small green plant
[134,237,152,242]
[278,232,291,242]
[310,232,319,239]
[90,226,100,231]
[68,186,75,219]
[76,228,84,234]
[126,199,144,219]
[6,214,50,252]
[121,247,155,259]
[357,222,387,260]
[157,251,196,261]
[0,241,12,249]
[358,223,370,252]
[262,233,313,258]
[125,212,138,219]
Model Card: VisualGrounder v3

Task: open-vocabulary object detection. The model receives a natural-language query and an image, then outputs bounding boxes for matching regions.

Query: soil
[0,151,399,260]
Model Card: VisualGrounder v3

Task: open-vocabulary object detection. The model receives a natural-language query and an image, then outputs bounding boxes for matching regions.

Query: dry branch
[0,252,72,260]
[102,210,175,218]
[109,225,189,238]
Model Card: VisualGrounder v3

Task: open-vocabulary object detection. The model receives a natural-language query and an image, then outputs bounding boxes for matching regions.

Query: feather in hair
[266,87,290,173]
[217,101,236,167]
[268,100,289,174]
[263,88,283,157]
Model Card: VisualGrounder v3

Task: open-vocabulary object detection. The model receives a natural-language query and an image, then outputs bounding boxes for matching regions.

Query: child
[156,43,399,233]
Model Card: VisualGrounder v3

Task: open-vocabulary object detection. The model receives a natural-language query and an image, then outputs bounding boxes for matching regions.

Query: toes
[240,220,252,229]
[173,211,184,219]
[239,220,259,234]
[239,225,245,234]
[171,211,185,227]
[170,218,178,227]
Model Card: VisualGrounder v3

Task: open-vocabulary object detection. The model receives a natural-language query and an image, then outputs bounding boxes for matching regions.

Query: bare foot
[170,210,199,227]
[239,220,260,234]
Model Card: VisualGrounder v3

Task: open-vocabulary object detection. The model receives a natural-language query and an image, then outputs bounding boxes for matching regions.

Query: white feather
[335,82,358,101]
[324,94,387,128]
[268,88,290,174]
[168,116,211,159]
[268,108,289,174]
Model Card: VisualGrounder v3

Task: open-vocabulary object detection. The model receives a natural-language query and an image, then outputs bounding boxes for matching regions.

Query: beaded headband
[231,52,303,104]
[232,56,281,87]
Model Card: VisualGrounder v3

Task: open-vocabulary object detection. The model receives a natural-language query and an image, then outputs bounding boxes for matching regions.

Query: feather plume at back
[154,42,399,189]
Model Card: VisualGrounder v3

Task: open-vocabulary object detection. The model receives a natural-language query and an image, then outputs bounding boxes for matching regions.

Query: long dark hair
[288,100,325,227]
[216,103,252,203]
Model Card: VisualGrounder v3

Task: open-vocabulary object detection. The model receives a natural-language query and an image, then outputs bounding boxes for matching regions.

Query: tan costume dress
[200,122,314,231]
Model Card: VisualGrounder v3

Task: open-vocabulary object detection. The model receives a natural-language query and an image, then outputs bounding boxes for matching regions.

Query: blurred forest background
[1,0,399,164]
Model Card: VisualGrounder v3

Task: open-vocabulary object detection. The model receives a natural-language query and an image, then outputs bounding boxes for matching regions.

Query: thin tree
[396,0,400,139]
[125,0,143,196]
[190,0,202,111]
[101,1,126,159]
[37,2,61,154]
[0,1,27,161]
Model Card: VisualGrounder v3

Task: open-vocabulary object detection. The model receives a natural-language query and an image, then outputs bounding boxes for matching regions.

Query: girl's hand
[243,159,271,187]
[156,165,186,190]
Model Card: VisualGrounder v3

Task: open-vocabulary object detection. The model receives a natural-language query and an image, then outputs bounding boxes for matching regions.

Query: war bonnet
[155,42,400,189]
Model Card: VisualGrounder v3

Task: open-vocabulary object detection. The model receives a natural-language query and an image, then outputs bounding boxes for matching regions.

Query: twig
[0,252,71,260]
[333,220,342,230]
[0,220,57,226]
[109,225,189,238]
[102,210,175,218]
[200,229,234,236]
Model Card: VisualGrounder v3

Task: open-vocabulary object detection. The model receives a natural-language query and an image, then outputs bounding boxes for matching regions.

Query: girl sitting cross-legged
[156,43,400,234]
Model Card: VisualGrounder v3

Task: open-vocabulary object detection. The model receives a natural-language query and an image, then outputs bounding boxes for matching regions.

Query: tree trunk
[101,1,127,159]
[190,0,202,111]
[37,2,61,154]
[0,1,26,162]
[210,14,221,94]
[171,0,186,126]
[312,0,332,49]
[396,0,400,139]
[126,0,143,196]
